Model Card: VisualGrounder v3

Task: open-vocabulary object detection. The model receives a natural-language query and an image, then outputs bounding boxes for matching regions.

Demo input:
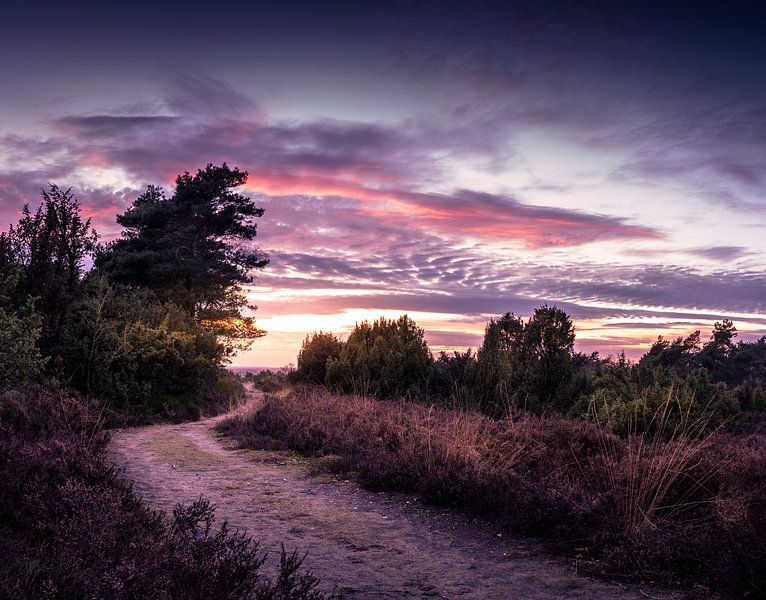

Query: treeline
[293,310,766,435]
[0,164,267,420]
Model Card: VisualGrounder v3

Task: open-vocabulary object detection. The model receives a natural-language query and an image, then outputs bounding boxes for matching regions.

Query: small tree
[475,305,579,415]
[0,185,97,354]
[700,319,738,381]
[524,305,577,411]
[639,331,702,375]
[294,332,343,384]
[475,313,526,415]
[326,315,432,398]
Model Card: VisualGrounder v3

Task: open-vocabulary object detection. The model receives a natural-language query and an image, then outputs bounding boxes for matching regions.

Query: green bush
[573,361,740,437]
[325,315,432,398]
[429,350,479,409]
[245,369,288,393]
[0,271,45,392]
[58,278,225,415]
[733,380,766,412]
[294,332,343,384]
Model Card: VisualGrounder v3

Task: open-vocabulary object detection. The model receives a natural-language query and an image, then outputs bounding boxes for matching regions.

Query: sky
[1,0,765,367]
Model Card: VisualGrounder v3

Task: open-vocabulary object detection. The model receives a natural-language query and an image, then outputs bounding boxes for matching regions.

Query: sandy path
[108,394,684,600]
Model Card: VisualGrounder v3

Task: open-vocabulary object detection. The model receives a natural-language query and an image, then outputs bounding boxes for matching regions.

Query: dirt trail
[108,392,683,600]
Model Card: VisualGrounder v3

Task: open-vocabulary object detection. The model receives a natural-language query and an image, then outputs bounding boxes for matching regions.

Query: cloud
[384,11,766,213]
[254,236,766,323]
[56,116,179,138]
[2,82,662,249]
[160,72,261,119]
[516,264,766,315]
[1,71,763,369]
[383,189,660,247]
[687,246,750,262]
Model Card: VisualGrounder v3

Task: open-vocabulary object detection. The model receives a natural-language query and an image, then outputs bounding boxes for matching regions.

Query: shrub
[573,362,740,438]
[58,279,229,419]
[325,315,432,398]
[733,379,766,412]
[429,350,479,410]
[294,332,343,384]
[0,298,45,393]
[246,369,289,393]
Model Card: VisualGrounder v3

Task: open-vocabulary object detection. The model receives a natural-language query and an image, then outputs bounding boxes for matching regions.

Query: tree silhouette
[97,164,269,343]
[0,185,97,354]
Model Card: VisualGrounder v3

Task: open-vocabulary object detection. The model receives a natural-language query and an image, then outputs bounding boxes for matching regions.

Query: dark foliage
[0,166,265,417]
[428,350,478,410]
[58,276,227,417]
[641,320,766,393]
[0,270,45,392]
[244,369,290,393]
[0,185,97,356]
[572,357,741,437]
[0,387,335,599]
[325,315,432,398]
[473,306,586,415]
[96,164,268,327]
[293,332,343,384]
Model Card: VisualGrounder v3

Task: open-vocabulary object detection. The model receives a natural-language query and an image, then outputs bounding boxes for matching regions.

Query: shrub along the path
[219,387,766,598]
[0,386,336,600]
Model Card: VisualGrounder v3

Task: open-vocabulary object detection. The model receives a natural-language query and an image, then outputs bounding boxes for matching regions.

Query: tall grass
[219,386,766,597]
[592,388,732,534]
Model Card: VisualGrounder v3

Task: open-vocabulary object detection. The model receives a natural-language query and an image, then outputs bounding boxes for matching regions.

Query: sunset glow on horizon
[2,2,765,367]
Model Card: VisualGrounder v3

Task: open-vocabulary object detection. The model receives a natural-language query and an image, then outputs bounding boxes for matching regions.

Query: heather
[220,386,766,597]
[0,386,335,599]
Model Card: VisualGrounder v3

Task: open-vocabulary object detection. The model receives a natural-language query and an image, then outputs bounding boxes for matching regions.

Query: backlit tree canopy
[97,164,268,343]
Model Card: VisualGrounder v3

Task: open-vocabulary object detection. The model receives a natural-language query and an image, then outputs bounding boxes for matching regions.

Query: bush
[294,332,343,384]
[58,279,229,419]
[325,315,432,398]
[0,302,45,393]
[0,387,335,599]
[429,350,479,410]
[573,361,740,437]
[0,266,45,393]
[246,369,289,393]
[733,380,766,412]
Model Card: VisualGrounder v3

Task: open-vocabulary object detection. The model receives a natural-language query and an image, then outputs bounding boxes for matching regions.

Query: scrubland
[220,386,766,598]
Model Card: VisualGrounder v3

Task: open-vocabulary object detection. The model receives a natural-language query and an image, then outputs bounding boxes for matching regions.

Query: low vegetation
[294,310,763,434]
[0,386,335,599]
[265,303,766,596]
[220,386,765,597]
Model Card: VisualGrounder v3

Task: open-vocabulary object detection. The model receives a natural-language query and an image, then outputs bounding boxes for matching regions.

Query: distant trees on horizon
[293,309,766,433]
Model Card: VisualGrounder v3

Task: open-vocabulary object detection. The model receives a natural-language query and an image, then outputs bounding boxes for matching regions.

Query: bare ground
[108,393,686,600]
